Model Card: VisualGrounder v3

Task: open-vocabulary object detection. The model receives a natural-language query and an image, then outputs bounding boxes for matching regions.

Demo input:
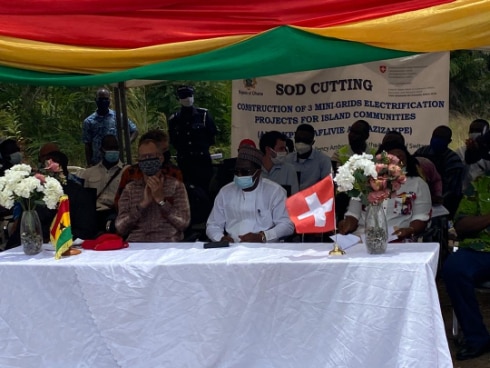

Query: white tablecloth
[0,242,451,368]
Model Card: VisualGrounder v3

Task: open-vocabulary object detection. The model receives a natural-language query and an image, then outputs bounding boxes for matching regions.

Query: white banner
[231,52,449,156]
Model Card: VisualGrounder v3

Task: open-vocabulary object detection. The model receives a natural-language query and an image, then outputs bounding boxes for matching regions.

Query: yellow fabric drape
[0,34,250,74]
[299,0,490,52]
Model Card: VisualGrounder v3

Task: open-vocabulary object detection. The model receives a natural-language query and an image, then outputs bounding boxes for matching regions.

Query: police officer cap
[177,85,194,99]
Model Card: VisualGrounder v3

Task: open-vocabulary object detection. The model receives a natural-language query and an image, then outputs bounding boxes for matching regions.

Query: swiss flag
[286,175,335,234]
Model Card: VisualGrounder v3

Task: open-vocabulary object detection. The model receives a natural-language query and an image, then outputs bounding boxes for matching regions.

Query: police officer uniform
[168,87,217,191]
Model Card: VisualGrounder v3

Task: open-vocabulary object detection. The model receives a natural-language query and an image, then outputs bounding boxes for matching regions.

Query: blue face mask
[104,150,119,163]
[234,174,256,190]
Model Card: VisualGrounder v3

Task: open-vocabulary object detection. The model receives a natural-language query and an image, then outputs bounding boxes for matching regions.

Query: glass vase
[20,209,43,255]
[364,203,388,254]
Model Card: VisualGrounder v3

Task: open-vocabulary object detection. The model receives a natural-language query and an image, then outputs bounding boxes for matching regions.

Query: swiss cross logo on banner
[286,175,335,234]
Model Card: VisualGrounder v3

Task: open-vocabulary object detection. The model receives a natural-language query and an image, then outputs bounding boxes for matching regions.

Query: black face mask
[466,136,490,163]
[348,136,367,153]
[138,158,161,176]
[96,98,110,111]
[465,146,482,164]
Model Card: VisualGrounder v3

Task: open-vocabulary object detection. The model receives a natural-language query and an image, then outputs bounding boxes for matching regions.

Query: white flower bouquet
[0,164,64,210]
[334,152,406,205]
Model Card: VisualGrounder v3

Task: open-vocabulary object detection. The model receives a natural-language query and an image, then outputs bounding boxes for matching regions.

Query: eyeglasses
[234,169,257,176]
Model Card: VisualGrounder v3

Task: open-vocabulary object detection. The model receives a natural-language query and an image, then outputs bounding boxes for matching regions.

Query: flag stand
[329,219,345,256]
[61,248,81,257]
[329,242,345,256]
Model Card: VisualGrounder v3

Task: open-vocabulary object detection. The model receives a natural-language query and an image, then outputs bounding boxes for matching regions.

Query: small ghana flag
[50,195,73,260]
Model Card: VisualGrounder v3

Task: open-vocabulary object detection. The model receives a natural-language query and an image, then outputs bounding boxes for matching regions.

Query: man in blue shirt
[83,88,138,166]
[284,124,332,190]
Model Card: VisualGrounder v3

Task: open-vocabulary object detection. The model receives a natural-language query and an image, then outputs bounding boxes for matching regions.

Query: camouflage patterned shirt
[455,175,490,251]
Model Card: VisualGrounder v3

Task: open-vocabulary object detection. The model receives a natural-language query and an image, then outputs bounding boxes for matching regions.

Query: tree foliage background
[448,50,490,147]
[0,51,488,166]
[0,81,232,166]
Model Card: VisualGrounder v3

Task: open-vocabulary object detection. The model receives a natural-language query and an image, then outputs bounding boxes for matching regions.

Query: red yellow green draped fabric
[0,0,488,85]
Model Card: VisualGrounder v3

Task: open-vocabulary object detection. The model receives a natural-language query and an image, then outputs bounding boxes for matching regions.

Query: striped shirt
[115,176,190,242]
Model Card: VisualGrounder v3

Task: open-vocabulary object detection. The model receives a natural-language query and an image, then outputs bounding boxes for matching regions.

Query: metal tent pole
[113,82,132,164]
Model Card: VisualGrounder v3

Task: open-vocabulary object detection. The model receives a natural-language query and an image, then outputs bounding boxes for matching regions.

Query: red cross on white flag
[286,175,336,234]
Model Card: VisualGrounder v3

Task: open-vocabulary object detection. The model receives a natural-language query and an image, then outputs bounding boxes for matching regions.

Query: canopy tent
[0,0,488,86]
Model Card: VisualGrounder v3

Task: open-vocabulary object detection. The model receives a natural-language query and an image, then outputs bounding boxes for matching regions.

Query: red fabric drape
[0,0,453,47]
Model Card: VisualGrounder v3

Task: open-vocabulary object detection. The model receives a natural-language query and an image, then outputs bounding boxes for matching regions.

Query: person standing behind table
[80,135,127,233]
[206,146,294,243]
[414,125,466,218]
[83,88,139,166]
[331,119,375,173]
[168,85,217,192]
[455,119,490,190]
[115,138,190,242]
[284,124,332,190]
[259,131,299,196]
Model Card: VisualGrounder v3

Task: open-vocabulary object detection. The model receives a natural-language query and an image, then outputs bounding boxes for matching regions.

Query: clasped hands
[140,173,166,208]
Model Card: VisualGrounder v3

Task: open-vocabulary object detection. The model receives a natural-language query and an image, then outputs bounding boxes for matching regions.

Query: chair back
[64,183,98,240]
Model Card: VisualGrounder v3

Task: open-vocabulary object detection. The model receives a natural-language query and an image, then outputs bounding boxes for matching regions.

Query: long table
[0,242,451,368]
